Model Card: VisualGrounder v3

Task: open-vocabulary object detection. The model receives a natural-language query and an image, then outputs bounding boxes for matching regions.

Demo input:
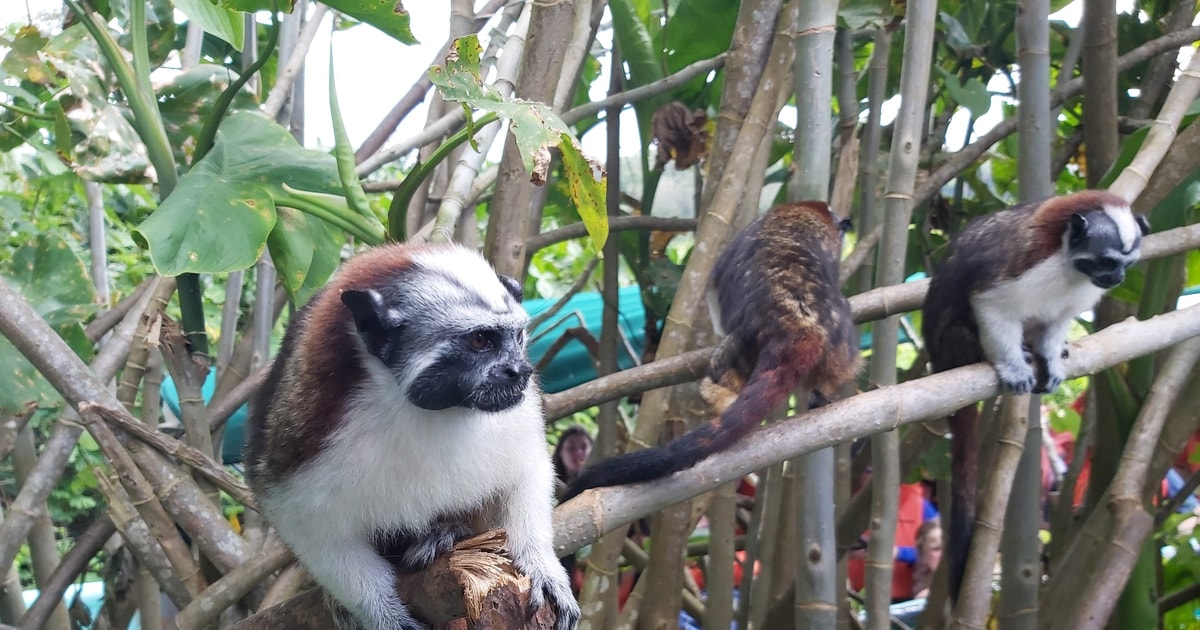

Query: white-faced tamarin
[245,243,580,630]
[921,189,1149,599]
[562,201,864,501]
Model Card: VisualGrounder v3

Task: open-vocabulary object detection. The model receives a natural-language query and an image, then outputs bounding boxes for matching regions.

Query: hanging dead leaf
[652,101,709,170]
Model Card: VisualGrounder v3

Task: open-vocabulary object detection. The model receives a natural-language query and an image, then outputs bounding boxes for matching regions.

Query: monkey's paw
[1034,362,1065,395]
[397,522,472,572]
[528,572,580,630]
[994,361,1036,395]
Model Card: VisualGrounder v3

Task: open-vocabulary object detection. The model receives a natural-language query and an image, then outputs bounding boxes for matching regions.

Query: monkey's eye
[465,331,494,352]
[1095,257,1120,271]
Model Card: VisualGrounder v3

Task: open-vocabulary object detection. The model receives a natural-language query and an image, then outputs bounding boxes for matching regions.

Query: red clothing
[847,483,925,600]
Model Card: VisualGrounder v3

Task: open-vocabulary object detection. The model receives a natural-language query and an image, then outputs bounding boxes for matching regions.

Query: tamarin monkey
[921,190,1149,599]
[562,201,864,501]
[245,243,579,630]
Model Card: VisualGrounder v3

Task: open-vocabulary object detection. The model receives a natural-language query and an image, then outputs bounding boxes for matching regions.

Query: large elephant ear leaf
[133,112,357,277]
[0,235,97,413]
[268,207,345,305]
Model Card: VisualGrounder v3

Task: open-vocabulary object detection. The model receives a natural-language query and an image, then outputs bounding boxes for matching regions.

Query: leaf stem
[386,111,500,240]
[195,5,281,163]
[277,187,386,245]
[64,0,179,196]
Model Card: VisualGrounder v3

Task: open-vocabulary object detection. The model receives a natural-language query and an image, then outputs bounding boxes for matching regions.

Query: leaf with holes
[429,35,608,250]
[133,112,378,284]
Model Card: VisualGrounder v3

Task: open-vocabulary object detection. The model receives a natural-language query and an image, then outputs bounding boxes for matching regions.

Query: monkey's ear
[497,275,523,302]
[1068,213,1089,248]
[1135,214,1151,236]
[341,289,397,331]
[341,289,401,361]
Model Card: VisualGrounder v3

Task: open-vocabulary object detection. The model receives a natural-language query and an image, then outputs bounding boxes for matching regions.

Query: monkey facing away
[921,189,1150,599]
[245,243,579,630]
[562,201,863,501]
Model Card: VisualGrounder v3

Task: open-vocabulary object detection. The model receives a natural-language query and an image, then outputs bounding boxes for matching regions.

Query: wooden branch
[78,406,206,596]
[174,537,294,630]
[527,216,697,255]
[229,531,557,630]
[19,516,116,630]
[949,395,1030,629]
[528,257,600,331]
[261,5,330,120]
[84,403,256,509]
[553,304,1200,555]
[83,280,150,343]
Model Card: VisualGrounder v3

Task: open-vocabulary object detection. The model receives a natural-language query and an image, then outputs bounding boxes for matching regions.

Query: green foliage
[158,64,261,166]
[1160,514,1200,629]
[429,35,608,251]
[134,112,370,301]
[0,234,97,414]
[220,0,416,44]
[839,0,901,30]
[173,0,245,50]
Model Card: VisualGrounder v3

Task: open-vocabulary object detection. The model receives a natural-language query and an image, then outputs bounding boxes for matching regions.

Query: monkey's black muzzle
[469,358,533,412]
[1090,271,1125,289]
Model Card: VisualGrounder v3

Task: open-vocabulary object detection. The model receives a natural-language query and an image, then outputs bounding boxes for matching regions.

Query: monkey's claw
[528,573,580,630]
[995,361,1036,395]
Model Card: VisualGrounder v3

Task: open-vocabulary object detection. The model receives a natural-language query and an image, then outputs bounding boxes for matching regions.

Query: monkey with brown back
[246,243,579,630]
[921,190,1149,600]
[562,201,863,501]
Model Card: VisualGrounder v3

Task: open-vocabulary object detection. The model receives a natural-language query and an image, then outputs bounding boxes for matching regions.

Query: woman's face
[561,434,592,474]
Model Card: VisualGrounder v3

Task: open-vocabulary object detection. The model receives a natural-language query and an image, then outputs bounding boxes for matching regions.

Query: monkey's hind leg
[302,536,427,630]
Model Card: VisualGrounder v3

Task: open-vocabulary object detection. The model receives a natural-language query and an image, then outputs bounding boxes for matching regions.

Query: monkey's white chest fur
[259,364,551,546]
[972,255,1105,327]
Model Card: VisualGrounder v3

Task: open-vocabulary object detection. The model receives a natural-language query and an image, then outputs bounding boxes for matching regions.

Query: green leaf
[609,0,663,89]
[558,133,609,253]
[158,64,260,166]
[217,0,295,13]
[938,11,975,56]
[328,0,417,44]
[174,0,245,51]
[839,0,900,29]
[223,0,416,44]
[267,207,345,305]
[936,67,991,118]
[134,112,378,276]
[0,234,98,413]
[428,36,608,249]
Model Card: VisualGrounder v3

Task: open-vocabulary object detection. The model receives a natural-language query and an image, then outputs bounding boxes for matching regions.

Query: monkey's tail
[947,404,979,602]
[561,345,813,503]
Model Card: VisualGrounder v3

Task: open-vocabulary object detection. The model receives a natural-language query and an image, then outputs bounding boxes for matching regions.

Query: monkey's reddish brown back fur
[703,201,863,414]
[561,202,863,500]
[248,243,437,485]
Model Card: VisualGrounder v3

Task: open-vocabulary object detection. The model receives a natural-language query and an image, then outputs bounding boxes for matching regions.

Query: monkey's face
[340,245,534,414]
[407,327,534,412]
[1066,207,1149,289]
